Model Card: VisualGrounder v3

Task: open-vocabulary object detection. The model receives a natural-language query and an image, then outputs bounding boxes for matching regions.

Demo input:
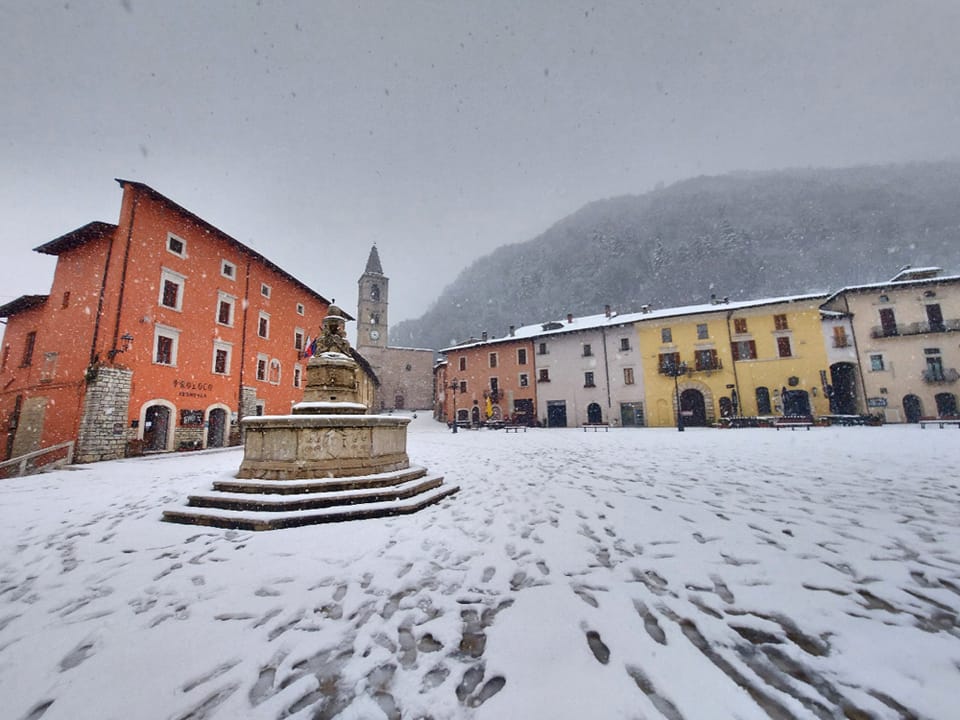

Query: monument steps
[212,465,431,495]
[186,473,445,512]
[161,482,459,531]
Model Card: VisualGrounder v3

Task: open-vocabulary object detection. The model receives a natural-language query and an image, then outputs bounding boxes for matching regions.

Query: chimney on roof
[509,325,515,336]
[567,313,573,324]
[481,331,488,342]
[604,304,611,318]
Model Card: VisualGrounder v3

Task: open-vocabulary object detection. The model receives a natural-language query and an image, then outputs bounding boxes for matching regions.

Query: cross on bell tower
[357,245,388,351]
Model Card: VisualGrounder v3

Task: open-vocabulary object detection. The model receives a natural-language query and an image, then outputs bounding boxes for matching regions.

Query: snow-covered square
[1,418,958,720]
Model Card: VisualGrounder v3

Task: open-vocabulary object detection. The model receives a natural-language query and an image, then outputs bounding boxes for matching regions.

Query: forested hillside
[391,162,960,350]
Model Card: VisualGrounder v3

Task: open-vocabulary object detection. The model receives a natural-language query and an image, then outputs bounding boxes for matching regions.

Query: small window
[623,367,635,385]
[261,283,271,298]
[216,292,235,326]
[294,328,305,351]
[212,342,232,375]
[61,291,70,309]
[371,284,381,301]
[221,260,236,279]
[696,323,708,340]
[619,337,630,351]
[538,342,548,355]
[269,359,281,385]
[538,368,550,382]
[154,325,180,366]
[405,363,412,371]
[833,326,849,348]
[519,373,529,387]
[583,344,592,357]
[21,331,37,367]
[774,314,789,331]
[777,336,792,358]
[256,354,268,381]
[158,268,186,311]
[489,352,498,368]
[661,328,672,343]
[254,400,266,416]
[459,380,467,393]
[517,348,527,365]
[40,352,58,382]
[870,354,885,371]
[296,303,305,315]
[584,371,595,387]
[490,377,499,392]
[734,318,748,334]
[258,312,270,339]
[731,340,757,361]
[695,349,720,371]
[658,352,681,374]
[458,357,467,372]
[294,364,302,388]
[167,233,186,257]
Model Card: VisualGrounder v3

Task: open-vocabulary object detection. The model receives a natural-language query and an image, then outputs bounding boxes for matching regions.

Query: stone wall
[76,365,133,463]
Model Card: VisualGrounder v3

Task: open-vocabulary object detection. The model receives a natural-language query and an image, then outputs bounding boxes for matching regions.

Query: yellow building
[637,294,832,427]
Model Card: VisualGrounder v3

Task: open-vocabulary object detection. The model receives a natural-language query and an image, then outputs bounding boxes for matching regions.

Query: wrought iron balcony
[692,360,723,373]
[922,367,959,384]
[870,318,960,338]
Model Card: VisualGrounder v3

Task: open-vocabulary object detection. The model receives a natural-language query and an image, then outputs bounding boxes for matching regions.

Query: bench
[581,423,610,432]
[504,425,527,433]
[774,416,814,431]
[919,416,960,429]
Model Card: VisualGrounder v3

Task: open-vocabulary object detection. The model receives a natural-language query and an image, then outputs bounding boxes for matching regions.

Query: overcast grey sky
[3,0,959,328]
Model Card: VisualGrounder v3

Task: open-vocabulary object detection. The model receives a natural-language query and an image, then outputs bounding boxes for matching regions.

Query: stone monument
[163,306,457,530]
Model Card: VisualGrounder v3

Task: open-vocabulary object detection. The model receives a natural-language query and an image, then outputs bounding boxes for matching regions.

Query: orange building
[439,332,537,425]
[0,180,331,463]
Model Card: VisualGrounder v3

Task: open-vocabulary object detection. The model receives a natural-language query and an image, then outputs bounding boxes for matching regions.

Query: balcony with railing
[922,367,959,384]
[870,318,960,339]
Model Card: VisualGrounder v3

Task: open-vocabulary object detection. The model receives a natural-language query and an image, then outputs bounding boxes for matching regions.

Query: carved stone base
[237,414,411,480]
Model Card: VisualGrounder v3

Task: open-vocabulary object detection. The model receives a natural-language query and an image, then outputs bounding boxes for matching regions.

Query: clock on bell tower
[357,245,388,351]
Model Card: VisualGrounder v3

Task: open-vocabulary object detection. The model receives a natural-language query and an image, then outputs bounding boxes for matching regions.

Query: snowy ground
[1,418,959,720]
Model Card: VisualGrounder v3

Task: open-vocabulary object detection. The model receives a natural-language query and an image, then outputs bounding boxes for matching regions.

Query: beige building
[355,246,435,410]
[822,267,960,422]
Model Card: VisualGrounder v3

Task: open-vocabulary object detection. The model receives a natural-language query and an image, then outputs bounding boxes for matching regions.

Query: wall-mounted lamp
[107,333,134,359]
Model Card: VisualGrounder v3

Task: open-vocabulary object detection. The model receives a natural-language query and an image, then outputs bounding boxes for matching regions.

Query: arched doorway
[143,404,172,452]
[935,393,957,417]
[902,394,922,423]
[679,389,707,427]
[587,403,603,424]
[829,363,858,414]
[471,405,481,426]
[207,407,228,448]
[782,389,811,417]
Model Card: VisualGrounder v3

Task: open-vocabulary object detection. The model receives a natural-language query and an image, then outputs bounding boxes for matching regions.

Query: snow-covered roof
[441,292,829,352]
[823,273,960,304]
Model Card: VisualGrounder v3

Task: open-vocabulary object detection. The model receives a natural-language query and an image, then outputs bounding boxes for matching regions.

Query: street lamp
[663,361,688,432]
[449,378,460,433]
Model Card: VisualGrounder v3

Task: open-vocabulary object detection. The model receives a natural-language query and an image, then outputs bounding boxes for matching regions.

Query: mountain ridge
[391,161,960,350]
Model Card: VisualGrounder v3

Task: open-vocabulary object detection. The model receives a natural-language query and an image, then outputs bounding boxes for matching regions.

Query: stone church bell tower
[357,245,388,352]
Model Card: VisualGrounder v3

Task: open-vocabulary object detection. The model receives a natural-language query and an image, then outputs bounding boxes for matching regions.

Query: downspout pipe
[725,310,742,415]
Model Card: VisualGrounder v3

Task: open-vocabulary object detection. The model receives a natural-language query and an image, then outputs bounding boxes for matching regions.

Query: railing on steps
[0,440,75,479]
